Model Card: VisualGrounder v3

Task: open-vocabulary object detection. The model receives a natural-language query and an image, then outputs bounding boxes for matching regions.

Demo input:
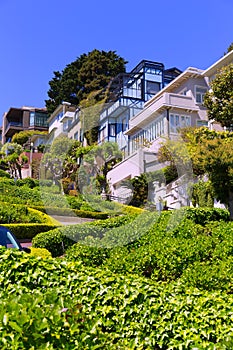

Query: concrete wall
[107,148,144,197]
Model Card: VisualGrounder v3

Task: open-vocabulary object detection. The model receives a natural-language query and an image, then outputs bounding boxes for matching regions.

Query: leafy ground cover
[1,176,233,348]
[0,241,233,349]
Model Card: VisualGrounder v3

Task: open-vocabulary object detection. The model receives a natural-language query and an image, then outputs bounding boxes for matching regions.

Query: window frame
[195,85,208,104]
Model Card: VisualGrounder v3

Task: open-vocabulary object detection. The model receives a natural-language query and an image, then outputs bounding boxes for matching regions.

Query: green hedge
[3,224,60,240]
[63,208,233,291]
[0,202,55,224]
[32,213,139,257]
[29,205,109,219]
[0,249,233,349]
[184,207,230,225]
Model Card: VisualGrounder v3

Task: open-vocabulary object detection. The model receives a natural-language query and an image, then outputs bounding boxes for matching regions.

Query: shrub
[16,177,39,188]
[66,239,110,267]
[0,203,43,224]
[184,207,230,225]
[0,203,60,225]
[32,214,139,257]
[3,224,60,240]
[38,179,53,187]
[0,185,42,205]
[27,208,61,225]
[32,229,74,257]
[30,247,52,259]
[0,249,233,349]
[29,205,109,219]
[0,177,15,187]
[0,170,10,178]
[121,205,145,215]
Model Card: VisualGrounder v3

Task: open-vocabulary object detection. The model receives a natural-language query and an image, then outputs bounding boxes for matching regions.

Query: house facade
[1,106,49,144]
[47,102,78,143]
[98,60,181,157]
[106,51,233,203]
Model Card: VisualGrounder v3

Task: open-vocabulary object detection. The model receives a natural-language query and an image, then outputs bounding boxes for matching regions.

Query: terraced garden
[0,176,233,349]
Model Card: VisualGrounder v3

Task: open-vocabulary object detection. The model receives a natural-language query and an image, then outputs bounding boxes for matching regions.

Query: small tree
[41,136,75,188]
[193,137,233,219]
[79,142,122,194]
[204,63,233,128]
[1,143,28,179]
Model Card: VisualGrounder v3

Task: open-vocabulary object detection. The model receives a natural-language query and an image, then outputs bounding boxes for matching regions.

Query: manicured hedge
[183,206,230,225]
[0,202,60,225]
[3,224,60,240]
[29,205,109,219]
[63,208,233,292]
[0,170,10,178]
[32,213,140,257]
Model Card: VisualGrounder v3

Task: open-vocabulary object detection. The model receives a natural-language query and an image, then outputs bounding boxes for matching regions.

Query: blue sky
[0,0,232,124]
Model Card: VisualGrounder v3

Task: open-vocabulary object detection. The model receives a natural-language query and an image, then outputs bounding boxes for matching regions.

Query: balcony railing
[100,98,144,121]
[6,122,23,127]
[128,92,199,131]
[4,122,23,135]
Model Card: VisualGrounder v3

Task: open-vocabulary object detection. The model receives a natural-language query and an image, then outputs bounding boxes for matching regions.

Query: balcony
[4,122,24,137]
[59,111,75,122]
[127,92,199,133]
[100,98,144,121]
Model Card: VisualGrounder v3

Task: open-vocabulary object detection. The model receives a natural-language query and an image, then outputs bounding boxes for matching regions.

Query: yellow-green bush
[30,247,52,259]
[27,207,61,225]
[121,205,145,215]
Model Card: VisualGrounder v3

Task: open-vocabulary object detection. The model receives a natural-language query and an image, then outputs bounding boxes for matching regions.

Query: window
[170,114,191,133]
[196,120,208,127]
[30,112,48,127]
[30,112,35,126]
[109,123,116,137]
[146,81,160,94]
[145,67,162,75]
[195,86,207,104]
[180,88,187,96]
[122,118,127,132]
[63,119,72,132]
[130,117,165,154]
[99,126,106,141]
[74,131,79,140]
[122,146,127,158]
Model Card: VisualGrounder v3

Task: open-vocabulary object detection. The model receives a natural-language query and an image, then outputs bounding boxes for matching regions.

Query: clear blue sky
[0,0,232,124]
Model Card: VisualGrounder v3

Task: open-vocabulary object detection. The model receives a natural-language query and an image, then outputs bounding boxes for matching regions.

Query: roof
[145,67,203,109]
[202,50,233,77]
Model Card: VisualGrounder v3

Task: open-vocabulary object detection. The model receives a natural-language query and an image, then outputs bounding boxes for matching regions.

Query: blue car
[0,226,30,253]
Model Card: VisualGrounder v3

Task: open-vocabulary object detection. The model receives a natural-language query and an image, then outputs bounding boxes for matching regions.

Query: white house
[106,50,233,205]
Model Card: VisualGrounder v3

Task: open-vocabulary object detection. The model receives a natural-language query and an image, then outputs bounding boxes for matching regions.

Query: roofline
[4,106,47,116]
[144,66,203,109]
[202,50,233,77]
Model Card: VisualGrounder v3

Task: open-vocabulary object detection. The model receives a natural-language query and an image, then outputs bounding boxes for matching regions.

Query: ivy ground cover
[0,207,232,348]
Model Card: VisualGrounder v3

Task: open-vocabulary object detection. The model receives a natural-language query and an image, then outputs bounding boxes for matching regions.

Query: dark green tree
[224,42,233,54]
[45,49,127,115]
